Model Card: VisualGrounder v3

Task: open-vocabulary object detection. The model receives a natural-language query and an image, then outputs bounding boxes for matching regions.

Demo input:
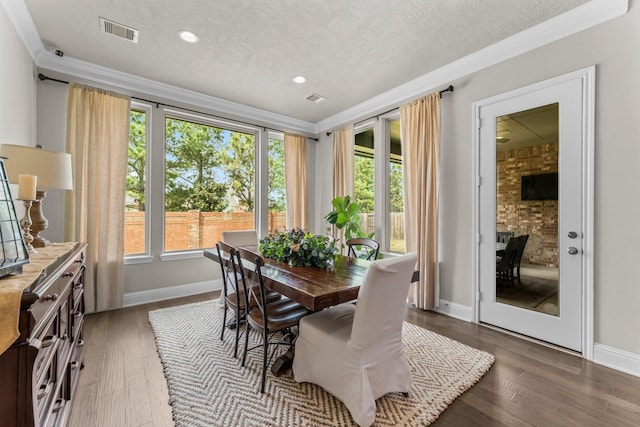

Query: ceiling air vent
[100,17,139,43]
[305,93,327,103]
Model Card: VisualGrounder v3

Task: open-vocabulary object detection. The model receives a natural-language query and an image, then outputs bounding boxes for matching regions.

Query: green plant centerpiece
[325,195,374,252]
[259,228,338,269]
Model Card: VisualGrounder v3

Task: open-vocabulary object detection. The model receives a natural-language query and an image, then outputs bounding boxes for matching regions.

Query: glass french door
[477,75,584,352]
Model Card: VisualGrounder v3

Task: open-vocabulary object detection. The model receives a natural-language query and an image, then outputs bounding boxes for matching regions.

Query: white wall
[0,4,37,216]
[315,4,640,357]
[35,80,68,243]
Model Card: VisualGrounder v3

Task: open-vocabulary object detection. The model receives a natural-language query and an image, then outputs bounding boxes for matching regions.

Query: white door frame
[471,66,595,360]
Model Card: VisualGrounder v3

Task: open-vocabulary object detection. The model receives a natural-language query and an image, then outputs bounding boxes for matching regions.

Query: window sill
[159,250,204,262]
[124,255,154,265]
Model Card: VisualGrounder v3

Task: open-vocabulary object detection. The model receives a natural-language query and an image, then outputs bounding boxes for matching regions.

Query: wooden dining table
[204,245,419,311]
[203,245,419,374]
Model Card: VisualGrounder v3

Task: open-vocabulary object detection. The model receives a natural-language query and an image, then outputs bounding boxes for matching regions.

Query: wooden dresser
[0,243,87,427]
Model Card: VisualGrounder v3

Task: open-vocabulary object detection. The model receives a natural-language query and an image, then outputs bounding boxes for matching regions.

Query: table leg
[271,333,297,376]
[271,348,295,376]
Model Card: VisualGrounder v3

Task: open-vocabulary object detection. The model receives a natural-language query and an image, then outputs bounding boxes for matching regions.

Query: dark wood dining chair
[235,247,311,393]
[512,234,529,284]
[496,231,514,243]
[496,237,519,285]
[346,237,380,260]
[216,241,280,358]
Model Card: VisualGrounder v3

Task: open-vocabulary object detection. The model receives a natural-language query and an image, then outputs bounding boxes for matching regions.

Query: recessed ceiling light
[293,76,306,84]
[178,30,199,43]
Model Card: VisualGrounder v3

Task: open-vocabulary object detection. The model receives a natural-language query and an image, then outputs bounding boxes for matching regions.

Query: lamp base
[20,200,37,254]
[32,236,50,248]
[30,190,50,248]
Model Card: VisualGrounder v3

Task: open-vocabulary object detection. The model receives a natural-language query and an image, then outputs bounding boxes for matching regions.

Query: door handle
[567,247,579,255]
[568,231,578,239]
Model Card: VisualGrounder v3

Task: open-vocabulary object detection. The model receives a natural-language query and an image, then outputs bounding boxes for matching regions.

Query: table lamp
[0,144,73,248]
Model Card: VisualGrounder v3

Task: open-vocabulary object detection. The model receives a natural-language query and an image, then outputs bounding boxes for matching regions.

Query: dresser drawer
[34,317,59,385]
[29,279,62,331]
[35,362,58,424]
[61,255,84,283]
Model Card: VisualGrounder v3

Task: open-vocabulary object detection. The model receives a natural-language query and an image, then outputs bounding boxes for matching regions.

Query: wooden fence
[125,211,404,255]
[124,211,286,255]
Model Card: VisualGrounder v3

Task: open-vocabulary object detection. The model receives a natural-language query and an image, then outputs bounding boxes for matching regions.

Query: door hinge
[476,176,481,187]
[476,117,482,129]
[478,290,483,302]
[476,234,481,244]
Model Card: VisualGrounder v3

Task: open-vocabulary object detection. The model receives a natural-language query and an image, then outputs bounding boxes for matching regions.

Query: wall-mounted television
[521,172,558,201]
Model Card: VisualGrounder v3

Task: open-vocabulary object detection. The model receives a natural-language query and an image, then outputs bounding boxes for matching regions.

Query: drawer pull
[73,282,83,289]
[70,361,81,370]
[43,293,59,302]
[77,339,84,348]
[51,398,66,413]
[41,335,57,348]
[37,382,52,399]
[62,272,75,278]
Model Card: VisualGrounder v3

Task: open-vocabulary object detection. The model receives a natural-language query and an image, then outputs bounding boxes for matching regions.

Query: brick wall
[497,142,558,267]
[124,211,287,255]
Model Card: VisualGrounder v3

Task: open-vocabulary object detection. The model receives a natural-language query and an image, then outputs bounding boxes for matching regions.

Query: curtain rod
[328,84,454,136]
[37,73,318,141]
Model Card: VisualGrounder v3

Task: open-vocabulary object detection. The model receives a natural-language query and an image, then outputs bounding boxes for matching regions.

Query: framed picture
[0,157,29,277]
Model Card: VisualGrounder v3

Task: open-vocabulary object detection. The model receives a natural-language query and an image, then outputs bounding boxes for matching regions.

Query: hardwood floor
[70,292,640,426]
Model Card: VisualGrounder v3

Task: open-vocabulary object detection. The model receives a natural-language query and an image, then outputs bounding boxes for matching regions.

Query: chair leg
[220,302,227,341]
[261,330,268,393]
[242,323,250,367]
[233,308,241,358]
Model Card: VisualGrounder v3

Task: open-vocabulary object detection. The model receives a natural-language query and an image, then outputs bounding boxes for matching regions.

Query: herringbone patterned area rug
[149,300,494,426]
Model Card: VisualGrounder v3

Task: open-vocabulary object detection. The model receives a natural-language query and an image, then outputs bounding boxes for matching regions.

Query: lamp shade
[0,144,73,190]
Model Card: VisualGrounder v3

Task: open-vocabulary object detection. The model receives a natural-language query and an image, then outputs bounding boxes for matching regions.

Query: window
[388,119,405,253]
[124,108,148,256]
[267,136,286,234]
[164,116,255,252]
[354,128,375,236]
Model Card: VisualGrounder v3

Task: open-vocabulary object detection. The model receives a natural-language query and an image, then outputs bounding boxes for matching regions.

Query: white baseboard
[593,343,640,378]
[435,299,473,322]
[123,279,222,307]
[434,300,640,378]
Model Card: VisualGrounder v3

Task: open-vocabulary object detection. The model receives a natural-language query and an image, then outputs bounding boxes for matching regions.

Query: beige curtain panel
[332,126,354,200]
[284,133,308,230]
[332,126,354,247]
[400,92,441,310]
[64,83,131,313]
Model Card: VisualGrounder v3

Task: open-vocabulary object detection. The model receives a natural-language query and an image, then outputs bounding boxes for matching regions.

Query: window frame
[160,108,261,258]
[351,112,402,254]
[125,103,269,263]
[124,101,153,264]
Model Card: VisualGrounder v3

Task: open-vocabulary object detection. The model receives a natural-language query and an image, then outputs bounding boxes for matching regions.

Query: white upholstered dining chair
[221,230,258,247]
[292,252,417,427]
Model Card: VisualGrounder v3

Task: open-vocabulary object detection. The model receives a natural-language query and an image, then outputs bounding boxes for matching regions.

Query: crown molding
[316,0,629,132]
[36,53,317,134]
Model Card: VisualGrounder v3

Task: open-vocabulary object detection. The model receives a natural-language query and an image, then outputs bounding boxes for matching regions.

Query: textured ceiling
[24,0,590,123]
